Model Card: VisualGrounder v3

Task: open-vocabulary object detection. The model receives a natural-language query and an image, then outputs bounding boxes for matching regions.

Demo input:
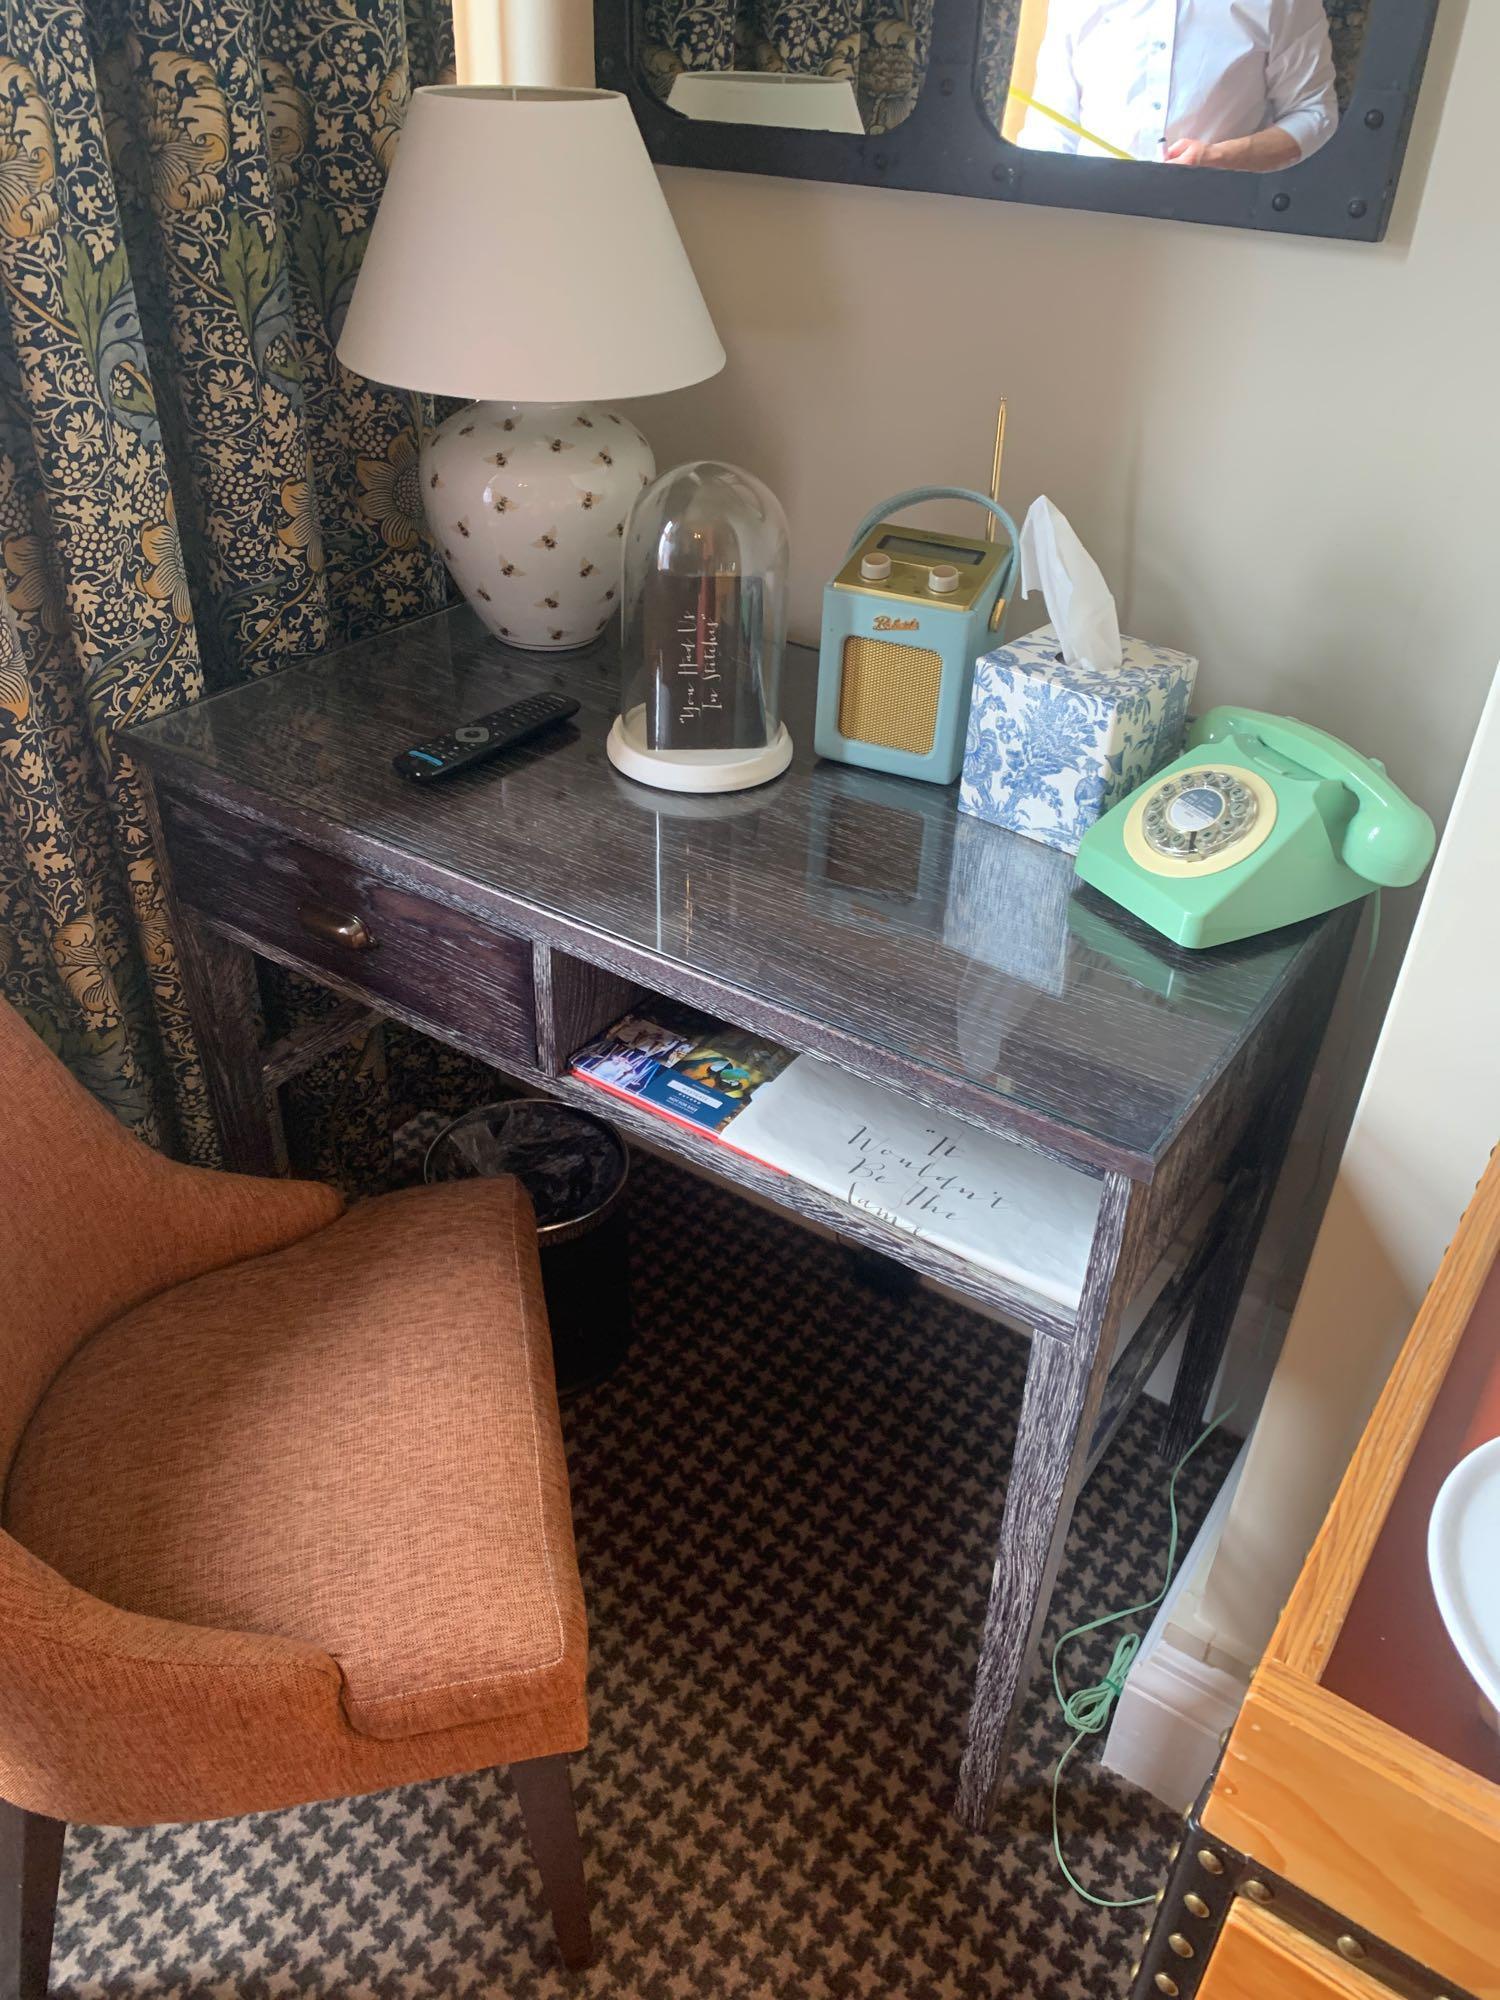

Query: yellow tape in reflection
[1006,87,1136,162]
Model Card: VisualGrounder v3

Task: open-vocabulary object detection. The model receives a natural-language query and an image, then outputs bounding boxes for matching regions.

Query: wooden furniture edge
[1204,1660,1500,1999]
[1269,1144,1500,1680]
[1200,1896,1407,2000]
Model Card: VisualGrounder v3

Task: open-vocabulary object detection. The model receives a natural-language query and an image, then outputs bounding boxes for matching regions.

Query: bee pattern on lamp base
[421,401,653,651]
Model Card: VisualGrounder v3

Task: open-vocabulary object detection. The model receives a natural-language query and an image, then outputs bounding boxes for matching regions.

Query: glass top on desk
[127,606,1342,1178]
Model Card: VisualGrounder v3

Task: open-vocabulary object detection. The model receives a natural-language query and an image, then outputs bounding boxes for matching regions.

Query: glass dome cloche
[608,461,791,793]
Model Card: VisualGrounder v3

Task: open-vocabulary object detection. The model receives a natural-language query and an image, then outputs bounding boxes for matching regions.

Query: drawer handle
[297,902,378,952]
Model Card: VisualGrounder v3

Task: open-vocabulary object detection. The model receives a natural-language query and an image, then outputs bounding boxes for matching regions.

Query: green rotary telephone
[1074,707,1436,950]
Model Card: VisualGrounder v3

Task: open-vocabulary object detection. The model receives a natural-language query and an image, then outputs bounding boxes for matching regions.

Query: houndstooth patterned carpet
[51,1152,1231,2000]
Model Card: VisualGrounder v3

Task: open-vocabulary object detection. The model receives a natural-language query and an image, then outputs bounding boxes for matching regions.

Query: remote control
[393,693,580,782]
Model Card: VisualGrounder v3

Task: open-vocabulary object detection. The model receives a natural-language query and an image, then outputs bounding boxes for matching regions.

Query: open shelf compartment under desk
[529,940,1228,1372]
[531,937,1106,1334]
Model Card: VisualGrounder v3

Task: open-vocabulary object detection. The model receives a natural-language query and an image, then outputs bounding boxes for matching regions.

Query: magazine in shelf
[570,1001,795,1145]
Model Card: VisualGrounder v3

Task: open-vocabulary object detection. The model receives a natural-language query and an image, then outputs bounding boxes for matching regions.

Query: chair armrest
[0,1532,344,1826]
[2,995,343,1467]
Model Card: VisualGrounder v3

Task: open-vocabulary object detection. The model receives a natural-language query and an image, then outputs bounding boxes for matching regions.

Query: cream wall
[1195,658,1500,1667]
[633,0,1492,872]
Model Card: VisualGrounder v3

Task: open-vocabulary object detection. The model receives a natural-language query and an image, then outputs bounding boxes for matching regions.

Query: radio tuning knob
[860,551,893,582]
[927,564,961,595]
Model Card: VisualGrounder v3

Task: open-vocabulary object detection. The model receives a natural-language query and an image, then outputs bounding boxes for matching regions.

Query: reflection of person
[1017,0,1339,171]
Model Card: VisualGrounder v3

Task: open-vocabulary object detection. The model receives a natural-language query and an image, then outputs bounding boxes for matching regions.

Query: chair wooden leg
[0,1801,64,2000]
[510,1756,593,1970]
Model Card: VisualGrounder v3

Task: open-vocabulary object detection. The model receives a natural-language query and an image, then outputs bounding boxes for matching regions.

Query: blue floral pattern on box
[959,625,1196,854]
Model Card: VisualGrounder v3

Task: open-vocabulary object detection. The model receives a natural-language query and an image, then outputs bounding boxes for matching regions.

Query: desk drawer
[158,792,535,1066]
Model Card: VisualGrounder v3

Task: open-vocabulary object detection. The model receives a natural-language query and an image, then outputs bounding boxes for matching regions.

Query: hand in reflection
[1164,128,1303,173]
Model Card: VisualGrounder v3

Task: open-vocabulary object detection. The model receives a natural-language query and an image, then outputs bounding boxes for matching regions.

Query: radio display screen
[876,534,987,566]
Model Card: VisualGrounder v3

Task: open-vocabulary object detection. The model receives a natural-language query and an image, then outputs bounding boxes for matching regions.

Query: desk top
[128,606,1345,1179]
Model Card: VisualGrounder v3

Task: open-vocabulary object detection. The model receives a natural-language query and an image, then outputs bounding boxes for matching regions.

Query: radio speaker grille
[838,637,942,756]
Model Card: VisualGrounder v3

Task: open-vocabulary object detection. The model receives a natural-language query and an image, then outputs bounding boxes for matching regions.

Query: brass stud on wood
[1243,1878,1273,1903]
[1168,1934,1195,1960]
[1183,1893,1210,1919]
[1337,1936,1367,1962]
[1196,1849,1224,1876]
[1154,1976,1180,1998]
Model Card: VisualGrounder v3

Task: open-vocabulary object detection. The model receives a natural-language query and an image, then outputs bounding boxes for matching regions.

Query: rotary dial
[1141,768,1259,862]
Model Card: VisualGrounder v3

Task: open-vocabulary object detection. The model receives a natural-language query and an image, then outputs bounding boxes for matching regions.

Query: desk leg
[172,912,283,1177]
[1158,1039,1321,1468]
[955,1175,1137,1830]
[1157,1183,1263,1468]
[139,768,283,1176]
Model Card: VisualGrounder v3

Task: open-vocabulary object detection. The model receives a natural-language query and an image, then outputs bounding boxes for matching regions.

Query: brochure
[571,1001,795,1138]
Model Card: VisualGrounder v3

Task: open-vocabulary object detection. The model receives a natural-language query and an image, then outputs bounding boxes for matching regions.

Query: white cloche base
[421,400,654,651]
[607,711,794,794]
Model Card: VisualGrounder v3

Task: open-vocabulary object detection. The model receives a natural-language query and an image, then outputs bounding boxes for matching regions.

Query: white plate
[1428,1434,1500,1715]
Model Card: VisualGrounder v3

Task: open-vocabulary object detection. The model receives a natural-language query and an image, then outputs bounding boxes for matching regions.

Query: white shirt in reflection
[1017,0,1339,164]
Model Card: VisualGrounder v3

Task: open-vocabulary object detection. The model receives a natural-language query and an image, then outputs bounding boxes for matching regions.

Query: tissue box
[959,624,1197,854]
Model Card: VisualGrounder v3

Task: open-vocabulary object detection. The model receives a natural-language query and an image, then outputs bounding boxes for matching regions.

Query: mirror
[985,0,1368,173]
[602,0,1440,241]
[639,2,936,136]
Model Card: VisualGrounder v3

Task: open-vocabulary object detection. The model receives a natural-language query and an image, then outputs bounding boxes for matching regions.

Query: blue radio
[814,485,1019,785]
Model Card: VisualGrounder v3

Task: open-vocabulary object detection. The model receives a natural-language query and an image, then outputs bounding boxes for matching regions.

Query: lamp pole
[503,0,595,87]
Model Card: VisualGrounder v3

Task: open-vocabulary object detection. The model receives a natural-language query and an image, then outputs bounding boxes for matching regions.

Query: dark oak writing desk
[127,606,1355,1829]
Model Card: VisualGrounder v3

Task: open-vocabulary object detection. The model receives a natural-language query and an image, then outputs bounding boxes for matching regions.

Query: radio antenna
[987,398,1008,542]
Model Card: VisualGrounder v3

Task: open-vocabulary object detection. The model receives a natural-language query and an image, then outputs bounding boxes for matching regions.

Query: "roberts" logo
[873,615,920,632]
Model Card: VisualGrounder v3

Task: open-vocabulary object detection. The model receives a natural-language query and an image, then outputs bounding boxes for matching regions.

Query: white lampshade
[337,85,725,403]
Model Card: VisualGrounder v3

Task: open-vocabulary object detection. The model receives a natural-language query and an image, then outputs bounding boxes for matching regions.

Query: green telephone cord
[1047,893,1385,1908]
[1048,1407,1233,1908]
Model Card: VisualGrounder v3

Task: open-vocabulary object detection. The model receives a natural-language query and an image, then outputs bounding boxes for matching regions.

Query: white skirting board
[1100,1440,1254,1812]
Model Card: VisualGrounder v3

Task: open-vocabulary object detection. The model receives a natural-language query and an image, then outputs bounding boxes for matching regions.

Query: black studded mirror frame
[597,0,1441,244]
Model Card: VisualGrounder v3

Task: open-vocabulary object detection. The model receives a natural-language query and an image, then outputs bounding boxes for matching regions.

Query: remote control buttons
[395,693,580,781]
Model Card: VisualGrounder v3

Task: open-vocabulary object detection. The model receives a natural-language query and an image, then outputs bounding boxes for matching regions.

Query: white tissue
[1018,496,1123,677]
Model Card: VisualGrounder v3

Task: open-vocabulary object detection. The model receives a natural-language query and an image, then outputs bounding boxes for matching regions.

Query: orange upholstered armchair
[0,1000,591,1992]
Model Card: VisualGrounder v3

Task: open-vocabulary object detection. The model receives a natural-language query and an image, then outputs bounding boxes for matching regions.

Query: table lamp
[338,86,725,652]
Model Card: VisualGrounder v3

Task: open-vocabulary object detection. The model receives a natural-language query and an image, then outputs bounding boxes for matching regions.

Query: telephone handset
[1189,709,1434,890]
[1074,705,1436,950]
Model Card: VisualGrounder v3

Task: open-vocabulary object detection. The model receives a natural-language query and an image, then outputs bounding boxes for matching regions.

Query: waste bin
[424,1098,631,1392]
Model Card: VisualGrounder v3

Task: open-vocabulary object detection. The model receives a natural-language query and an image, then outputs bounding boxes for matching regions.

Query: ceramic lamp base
[422,400,654,651]
[606,711,794,794]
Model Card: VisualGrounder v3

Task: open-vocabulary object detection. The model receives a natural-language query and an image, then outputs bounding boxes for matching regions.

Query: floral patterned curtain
[0,0,453,1161]
[642,1,932,135]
